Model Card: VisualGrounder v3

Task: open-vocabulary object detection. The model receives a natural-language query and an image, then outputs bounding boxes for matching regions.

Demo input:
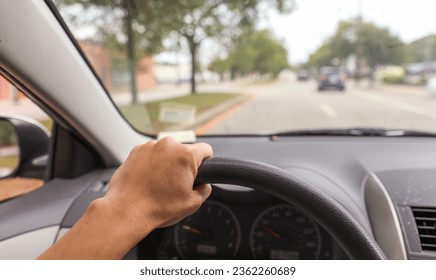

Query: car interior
[1,1,436,260]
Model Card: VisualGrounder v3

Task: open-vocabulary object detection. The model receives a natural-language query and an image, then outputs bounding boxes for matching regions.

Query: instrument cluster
[138,186,347,260]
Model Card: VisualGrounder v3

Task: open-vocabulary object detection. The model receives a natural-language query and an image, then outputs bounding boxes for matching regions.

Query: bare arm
[38,137,213,259]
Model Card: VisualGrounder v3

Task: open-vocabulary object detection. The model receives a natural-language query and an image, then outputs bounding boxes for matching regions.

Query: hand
[38,137,212,259]
[103,136,213,233]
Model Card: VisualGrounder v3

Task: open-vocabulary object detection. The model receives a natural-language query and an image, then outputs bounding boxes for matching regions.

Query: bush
[382,75,405,84]
[0,121,16,146]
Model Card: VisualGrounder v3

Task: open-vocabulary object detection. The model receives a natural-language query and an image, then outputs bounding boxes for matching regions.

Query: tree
[330,21,355,61]
[406,35,436,63]
[358,23,404,68]
[308,41,334,69]
[166,0,295,94]
[209,57,231,81]
[57,0,295,97]
[56,0,176,104]
[307,19,406,82]
[233,30,289,78]
[209,30,289,79]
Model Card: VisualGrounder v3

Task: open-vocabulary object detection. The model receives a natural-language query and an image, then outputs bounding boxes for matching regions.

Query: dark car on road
[297,70,310,81]
[317,67,346,91]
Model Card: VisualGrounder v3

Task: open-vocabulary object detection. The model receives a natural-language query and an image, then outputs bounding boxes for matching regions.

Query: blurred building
[78,40,157,91]
[78,40,113,89]
[0,75,24,102]
[155,62,191,84]
[0,76,9,100]
[137,57,156,90]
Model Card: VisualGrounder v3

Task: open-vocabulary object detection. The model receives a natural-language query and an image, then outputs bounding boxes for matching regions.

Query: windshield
[53,0,436,136]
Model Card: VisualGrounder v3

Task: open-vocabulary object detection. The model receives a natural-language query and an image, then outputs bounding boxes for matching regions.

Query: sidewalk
[0,81,249,120]
[372,83,427,95]
[348,79,427,95]
[110,83,191,105]
[110,80,250,105]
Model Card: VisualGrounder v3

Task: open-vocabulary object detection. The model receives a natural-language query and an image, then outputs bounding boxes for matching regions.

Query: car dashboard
[1,135,436,260]
[138,185,346,260]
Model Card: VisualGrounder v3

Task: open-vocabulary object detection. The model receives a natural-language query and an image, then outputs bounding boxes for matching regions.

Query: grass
[120,92,241,133]
[39,119,53,131]
[32,92,241,134]
[0,155,19,169]
[247,78,276,86]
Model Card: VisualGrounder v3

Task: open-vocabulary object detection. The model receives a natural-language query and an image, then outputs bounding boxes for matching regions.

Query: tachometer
[250,204,321,259]
[175,200,240,259]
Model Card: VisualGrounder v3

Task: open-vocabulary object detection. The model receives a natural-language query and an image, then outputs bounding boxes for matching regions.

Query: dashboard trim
[0,226,58,260]
[364,173,407,259]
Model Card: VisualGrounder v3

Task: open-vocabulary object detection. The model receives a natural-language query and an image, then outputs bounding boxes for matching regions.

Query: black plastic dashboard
[1,135,436,259]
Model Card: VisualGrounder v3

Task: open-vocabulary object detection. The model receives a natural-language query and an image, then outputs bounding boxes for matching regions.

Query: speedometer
[250,204,321,259]
[175,200,240,259]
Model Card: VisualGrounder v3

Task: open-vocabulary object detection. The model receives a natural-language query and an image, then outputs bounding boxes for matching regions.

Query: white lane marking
[320,104,338,118]
[356,93,436,119]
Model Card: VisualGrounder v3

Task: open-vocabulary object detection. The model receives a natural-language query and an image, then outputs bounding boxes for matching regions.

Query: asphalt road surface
[205,78,436,135]
[3,77,436,136]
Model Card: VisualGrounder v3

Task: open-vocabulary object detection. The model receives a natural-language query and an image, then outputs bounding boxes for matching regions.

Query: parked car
[317,67,346,91]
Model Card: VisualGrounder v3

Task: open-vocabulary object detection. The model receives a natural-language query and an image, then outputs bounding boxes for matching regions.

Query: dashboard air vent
[412,207,436,251]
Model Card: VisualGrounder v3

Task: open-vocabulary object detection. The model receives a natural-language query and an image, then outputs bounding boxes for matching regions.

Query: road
[204,78,436,134]
[2,77,436,135]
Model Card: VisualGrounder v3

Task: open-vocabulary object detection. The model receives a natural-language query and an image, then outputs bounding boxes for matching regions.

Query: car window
[53,0,436,136]
[0,74,51,202]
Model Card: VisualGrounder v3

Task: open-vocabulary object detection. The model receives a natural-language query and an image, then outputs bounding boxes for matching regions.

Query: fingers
[191,142,213,168]
[185,183,212,221]
[155,136,213,166]
[193,142,213,158]
[192,183,212,203]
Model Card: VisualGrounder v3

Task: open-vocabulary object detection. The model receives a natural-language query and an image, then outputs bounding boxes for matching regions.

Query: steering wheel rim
[195,157,386,260]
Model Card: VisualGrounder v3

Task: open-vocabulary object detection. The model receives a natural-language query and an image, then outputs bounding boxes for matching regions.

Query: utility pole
[354,0,362,86]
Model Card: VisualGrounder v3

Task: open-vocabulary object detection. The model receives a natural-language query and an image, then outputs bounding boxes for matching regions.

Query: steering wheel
[195,157,386,260]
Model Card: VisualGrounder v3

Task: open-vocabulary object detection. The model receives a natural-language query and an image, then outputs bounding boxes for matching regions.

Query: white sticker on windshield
[159,103,196,124]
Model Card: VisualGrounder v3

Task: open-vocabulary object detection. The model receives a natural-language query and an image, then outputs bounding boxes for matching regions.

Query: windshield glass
[53,0,436,136]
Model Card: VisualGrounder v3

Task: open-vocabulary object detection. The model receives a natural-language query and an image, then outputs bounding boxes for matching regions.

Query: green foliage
[406,35,436,63]
[162,0,295,93]
[308,42,334,69]
[56,0,181,103]
[209,30,289,78]
[209,57,232,77]
[358,22,405,68]
[0,121,16,146]
[382,76,405,84]
[308,19,406,70]
[56,0,295,95]
[58,0,187,56]
[120,92,240,133]
[234,30,289,77]
[0,155,19,169]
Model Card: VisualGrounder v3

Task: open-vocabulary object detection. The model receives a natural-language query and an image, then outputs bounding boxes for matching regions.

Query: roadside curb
[373,84,426,95]
[168,94,252,132]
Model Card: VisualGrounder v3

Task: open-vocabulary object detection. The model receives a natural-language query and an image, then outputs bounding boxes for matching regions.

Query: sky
[267,0,436,64]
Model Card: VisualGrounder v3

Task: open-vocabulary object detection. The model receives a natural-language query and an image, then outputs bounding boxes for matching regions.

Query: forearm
[37,198,153,260]
[37,138,212,259]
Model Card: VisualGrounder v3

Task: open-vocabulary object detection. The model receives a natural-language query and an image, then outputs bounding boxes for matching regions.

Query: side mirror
[0,115,50,179]
[0,120,19,178]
